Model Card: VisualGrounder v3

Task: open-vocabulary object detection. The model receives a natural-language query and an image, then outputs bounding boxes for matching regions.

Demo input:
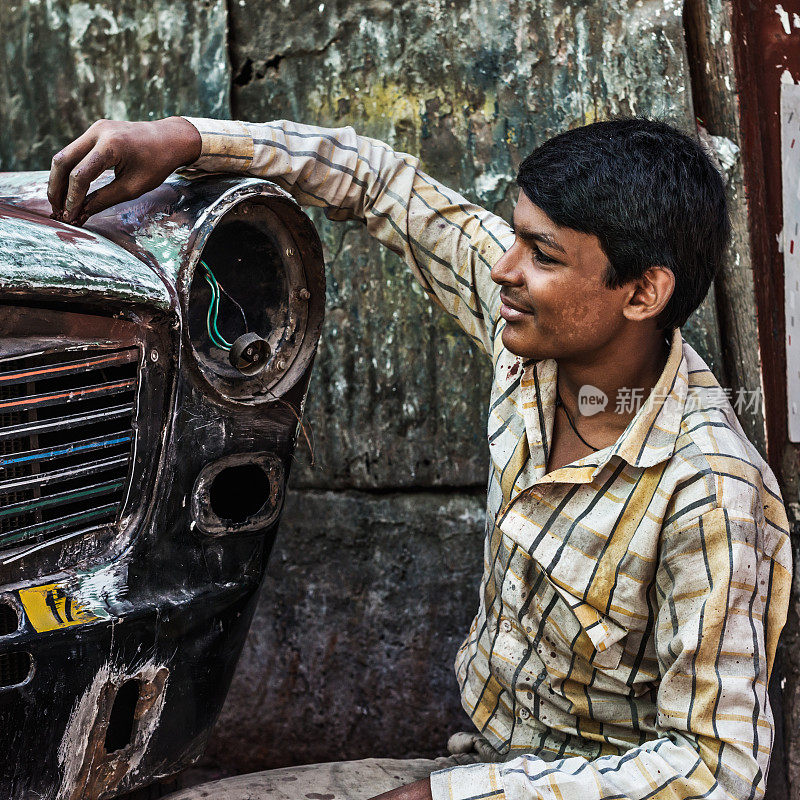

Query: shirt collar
[518,328,687,484]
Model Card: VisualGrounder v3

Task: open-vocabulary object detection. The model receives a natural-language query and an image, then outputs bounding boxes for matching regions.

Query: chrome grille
[0,348,139,551]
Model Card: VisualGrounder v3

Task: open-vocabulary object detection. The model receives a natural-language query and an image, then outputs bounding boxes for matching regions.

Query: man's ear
[622,266,675,323]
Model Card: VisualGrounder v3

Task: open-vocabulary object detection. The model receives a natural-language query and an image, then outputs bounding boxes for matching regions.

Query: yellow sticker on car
[17,583,99,633]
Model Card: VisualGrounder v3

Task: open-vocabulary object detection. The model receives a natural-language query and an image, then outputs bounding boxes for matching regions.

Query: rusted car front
[0,173,325,799]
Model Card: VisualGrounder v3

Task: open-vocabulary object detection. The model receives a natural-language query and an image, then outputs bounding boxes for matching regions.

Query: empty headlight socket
[183,192,324,404]
[191,453,284,536]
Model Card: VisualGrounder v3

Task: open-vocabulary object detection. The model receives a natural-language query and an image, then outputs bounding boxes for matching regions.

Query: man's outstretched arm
[48,116,510,358]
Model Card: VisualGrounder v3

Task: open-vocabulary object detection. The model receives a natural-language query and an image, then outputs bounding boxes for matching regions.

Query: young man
[49,114,791,800]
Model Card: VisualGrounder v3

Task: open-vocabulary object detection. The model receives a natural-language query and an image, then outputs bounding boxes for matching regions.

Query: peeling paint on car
[56,660,170,800]
[0,178,171,310]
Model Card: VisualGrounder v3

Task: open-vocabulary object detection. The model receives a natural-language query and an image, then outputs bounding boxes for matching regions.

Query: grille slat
[0,349,138,388]
[0,403,135,443]
[0,432,133,471]
[0,347,139,552]
[0,503,119,547]
[0,377,137,415]
[0,479,125,521]
[0,454,130,495]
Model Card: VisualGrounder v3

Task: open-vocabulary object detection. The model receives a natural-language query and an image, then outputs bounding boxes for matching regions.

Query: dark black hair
[516,117,730,330]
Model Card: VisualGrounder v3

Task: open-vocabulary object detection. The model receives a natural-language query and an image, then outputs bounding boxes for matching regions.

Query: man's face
[490,192,633,361]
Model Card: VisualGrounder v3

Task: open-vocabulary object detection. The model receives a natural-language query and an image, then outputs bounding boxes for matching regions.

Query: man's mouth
[499,292,534,321]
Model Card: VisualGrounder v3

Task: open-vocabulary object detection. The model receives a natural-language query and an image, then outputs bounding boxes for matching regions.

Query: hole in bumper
[191,453,284,536]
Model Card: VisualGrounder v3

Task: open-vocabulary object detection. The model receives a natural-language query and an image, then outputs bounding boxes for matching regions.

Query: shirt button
[518,707,531,720]
[500,619,512,633]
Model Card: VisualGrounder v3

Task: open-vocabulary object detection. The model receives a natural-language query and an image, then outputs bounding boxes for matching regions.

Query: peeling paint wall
[0,0,230,170]
[1,0,774,785]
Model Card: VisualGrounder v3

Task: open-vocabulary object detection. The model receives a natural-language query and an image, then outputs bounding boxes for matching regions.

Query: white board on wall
[782,83,800,441]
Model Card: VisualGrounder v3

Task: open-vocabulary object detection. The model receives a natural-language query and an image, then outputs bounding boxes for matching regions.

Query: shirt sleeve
[182,116,512,357]
[430,505,792,800]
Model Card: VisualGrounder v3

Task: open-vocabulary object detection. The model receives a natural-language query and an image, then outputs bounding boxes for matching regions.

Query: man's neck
[555,326,671,442]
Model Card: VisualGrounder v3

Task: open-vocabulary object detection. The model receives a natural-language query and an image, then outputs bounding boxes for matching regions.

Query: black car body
[0,171,325,800]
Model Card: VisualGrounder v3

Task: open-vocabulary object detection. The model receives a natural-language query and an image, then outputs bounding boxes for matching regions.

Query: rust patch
[57,661,170,800]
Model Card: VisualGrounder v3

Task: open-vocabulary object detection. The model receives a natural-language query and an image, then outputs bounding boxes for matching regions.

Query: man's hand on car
[47,117,201,226]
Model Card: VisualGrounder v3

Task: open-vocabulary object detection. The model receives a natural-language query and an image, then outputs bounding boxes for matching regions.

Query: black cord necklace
[555,388,600,452]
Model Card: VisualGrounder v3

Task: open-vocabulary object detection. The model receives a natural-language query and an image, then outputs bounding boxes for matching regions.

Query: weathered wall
[2,0,783,790]
[226,0,724,499]
[0,0,230,170]
[205,490,485,770]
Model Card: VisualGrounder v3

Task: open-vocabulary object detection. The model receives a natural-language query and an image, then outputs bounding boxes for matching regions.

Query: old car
[0,171,325,800]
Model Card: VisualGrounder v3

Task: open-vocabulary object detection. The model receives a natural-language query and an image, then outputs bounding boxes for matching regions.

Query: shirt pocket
[523,560,629,672]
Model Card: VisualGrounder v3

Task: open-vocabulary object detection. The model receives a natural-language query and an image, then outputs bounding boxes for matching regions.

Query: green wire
[204,274,229,349]
[202,271,224,348]
[203,261,233,348]
[201,260,232,350]
[209,274,232,348]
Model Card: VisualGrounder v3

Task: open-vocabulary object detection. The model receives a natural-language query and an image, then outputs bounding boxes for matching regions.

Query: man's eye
[531,244,558,265]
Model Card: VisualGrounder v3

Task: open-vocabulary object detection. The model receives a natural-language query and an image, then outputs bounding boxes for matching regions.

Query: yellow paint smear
[18,583,99,633]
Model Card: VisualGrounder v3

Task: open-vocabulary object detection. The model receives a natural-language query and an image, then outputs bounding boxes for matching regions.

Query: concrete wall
[1,0,784,789]
[0,0,229,169]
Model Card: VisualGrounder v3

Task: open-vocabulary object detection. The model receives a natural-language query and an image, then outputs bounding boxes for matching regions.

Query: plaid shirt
[184,117,792,800]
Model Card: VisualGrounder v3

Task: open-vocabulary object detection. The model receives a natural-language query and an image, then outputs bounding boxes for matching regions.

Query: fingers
[48,120,123,222]
[78,176,146,225]
[48,122,105,220]
[48,117,198,226]
[62,145,120,223]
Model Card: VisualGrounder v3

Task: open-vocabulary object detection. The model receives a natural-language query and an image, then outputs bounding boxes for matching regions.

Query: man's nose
[490,244,521,287]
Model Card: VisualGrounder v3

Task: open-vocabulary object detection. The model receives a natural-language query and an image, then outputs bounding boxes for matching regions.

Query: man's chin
[500,324,546,360]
